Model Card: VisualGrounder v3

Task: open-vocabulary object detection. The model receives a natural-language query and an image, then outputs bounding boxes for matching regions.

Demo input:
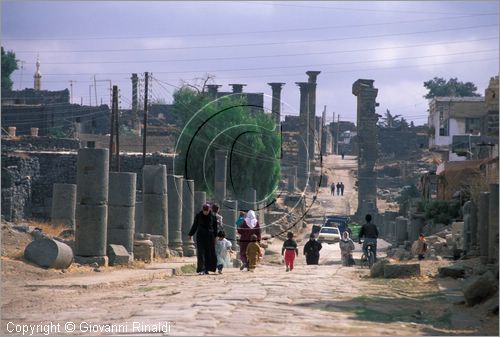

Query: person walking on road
[339,231,355,266]
[282,232,299,272]
[215,230,233,274]
[336,182,341,196]
[237,210,261,271]
[188,204,218,275]
[246,234,263,271]
[303,233,322,265]
[340,182,345,196]
[330,183,335,196]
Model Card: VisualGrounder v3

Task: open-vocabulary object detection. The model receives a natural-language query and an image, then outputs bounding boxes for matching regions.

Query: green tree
[378,109,408,128]
[173,86,281,203]
[1,47,18,91]
[423,77,481,99]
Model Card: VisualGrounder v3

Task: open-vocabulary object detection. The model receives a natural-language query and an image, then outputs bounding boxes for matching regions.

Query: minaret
[33,56,42,90]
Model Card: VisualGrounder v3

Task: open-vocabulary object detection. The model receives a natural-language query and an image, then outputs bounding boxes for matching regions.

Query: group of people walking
[189,204,389,274]
[188,204,263,275]
[331,182,345,196]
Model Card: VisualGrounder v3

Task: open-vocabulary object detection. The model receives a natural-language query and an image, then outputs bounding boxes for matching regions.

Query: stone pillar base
[183,244,196,257]
[75,255,108,267]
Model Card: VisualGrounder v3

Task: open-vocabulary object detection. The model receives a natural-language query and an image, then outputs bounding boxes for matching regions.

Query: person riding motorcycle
[358,214,379,262]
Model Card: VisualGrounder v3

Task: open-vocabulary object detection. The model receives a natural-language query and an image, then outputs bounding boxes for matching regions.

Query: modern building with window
[427,96,488,161]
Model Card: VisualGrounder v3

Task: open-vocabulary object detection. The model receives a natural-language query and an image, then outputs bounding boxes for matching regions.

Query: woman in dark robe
[303,233,322,265]
[188,204,217,274]
[237,210,261,270]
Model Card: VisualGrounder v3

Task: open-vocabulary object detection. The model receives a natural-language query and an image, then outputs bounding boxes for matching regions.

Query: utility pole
[114,86,120,172]
[142,72,149,166]
[69,80,74,104]
[336,115,340,154]
[93,75,98,106]
[89,85,92,106]
[109,86,116,171]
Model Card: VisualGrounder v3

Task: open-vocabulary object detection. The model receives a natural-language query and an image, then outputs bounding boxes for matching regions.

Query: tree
[1,47,18,91]
[378,109,408,128]
[172,86,281,203]
[423,77,481,99]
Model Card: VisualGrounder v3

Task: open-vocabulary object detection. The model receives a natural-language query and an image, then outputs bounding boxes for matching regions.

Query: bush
[423,200,461,225]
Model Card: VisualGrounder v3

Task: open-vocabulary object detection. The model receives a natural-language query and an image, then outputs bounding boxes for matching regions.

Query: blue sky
[2,1,499,125]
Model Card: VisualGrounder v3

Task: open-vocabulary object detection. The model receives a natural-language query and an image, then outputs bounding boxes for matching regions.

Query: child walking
[215,231,233,274]
[282,232,298,272]
[246,234,262,271]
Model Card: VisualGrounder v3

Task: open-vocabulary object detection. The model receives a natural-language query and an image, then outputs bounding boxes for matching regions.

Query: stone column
[182,179,196,256]
[352,79,379,217]
[296,82,314,190]
[221,199,239,251]
[142,165,168,240]
[51,183,76,228]
[194,191,207,213]
[395,216,408,246]
[167,174,184,255]
[229,83,246,93]
[214,150,227,203]
[478,192,490,264]
[488,184,499,264]
[462,201,473,254]
[306,71,320,162]
[288,173,297,192]
[107,172,136,255]
[75,148,109,266]
[408,213,425,243]
[268,82,285,125]
[207,84,221,98]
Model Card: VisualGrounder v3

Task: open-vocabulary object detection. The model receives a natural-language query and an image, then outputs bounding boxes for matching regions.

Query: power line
[24,36,499,65]
[13,23,497,53]
[5,13,496,41]
[38,49,498,76]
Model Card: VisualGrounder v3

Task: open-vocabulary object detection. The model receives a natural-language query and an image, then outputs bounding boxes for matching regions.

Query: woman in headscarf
[339,231,355,266]
[237,209,261,271]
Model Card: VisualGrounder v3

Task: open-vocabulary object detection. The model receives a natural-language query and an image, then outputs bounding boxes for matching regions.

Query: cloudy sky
[2,1,498,125]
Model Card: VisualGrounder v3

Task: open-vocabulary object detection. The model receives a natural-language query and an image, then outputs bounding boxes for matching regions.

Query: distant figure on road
[340,182,345,196]
[246,234,262,271]
[303,233,322,265]
[238,210,261,271]
[341,151,345,160]
[358,214,379,262]
[330,183,335,196]
[339,231,355,266]
[282,232,299,272]
[215,230,233,274]
[188,204,218,275]
[336,182,341,196]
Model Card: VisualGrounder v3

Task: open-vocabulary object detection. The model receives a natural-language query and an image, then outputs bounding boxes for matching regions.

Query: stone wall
[1,136,81,151]
[1,151,175,221]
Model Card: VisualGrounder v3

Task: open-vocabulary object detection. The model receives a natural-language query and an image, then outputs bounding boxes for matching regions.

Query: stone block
[75,204,107,256]
[438,265,466,278]
[107,244,131,266]
[370,259,390,278]
[107,228,134,253]
[107,205,135,230]
[76,148,109,205]
[24,238,74,269]
[463,271,498,306]
[74,255,108,267]
[142,165,167,195]
[149,235,169,258]
[108,172,136,207]
[383,263,421,278]
[133,240,154,263]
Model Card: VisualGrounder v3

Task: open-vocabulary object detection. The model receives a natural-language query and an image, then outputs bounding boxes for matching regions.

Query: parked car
[317,226,341,243]
[323,215,351,234]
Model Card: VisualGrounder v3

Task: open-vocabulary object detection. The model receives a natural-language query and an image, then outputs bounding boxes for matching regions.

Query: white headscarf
[244,210,258,229]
